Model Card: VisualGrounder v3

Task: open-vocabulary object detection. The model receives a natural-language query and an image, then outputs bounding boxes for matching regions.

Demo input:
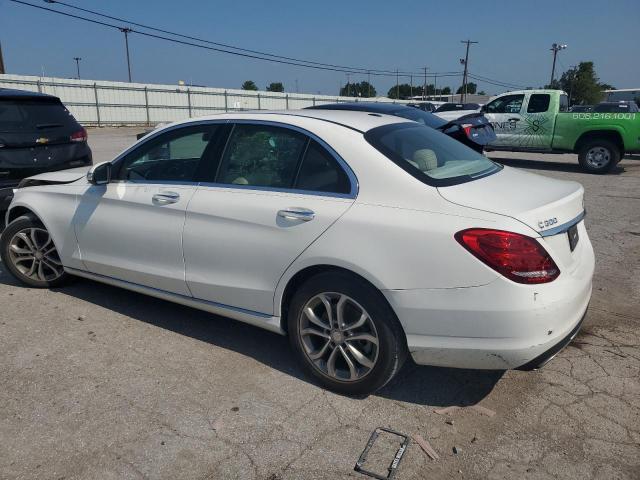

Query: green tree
[266,82,284,92]
[341,81,377,97]
[549,62,611,105]
[241,80,258,91]
[386,83,417,99]
[456,82,477,95]
[441,86,452,95]
[477,90,486,96]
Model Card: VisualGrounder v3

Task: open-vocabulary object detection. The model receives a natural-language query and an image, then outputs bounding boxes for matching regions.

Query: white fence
[0,74,408,126]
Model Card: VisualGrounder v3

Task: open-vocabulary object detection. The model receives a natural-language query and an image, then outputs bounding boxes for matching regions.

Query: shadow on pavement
[489,156,625,175]
[0,262,502,407]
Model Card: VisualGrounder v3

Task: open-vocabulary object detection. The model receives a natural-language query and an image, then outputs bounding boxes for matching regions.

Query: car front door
[73,123,224,295]
[484,94,526,146]
[183,122,357,315]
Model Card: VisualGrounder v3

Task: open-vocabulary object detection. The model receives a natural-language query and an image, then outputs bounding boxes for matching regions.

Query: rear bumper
[383,231,594,370]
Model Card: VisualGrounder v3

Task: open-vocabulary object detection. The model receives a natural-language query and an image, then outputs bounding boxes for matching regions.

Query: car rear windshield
[0,99,79,132]
[388,107,448,129]
[365,123,501,186]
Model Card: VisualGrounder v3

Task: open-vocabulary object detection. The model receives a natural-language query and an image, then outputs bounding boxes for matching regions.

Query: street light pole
[120,27,132,82]
[549,43,567,86]
[396,68,399,100]
[459,39,478,103]
[73,57,81,80]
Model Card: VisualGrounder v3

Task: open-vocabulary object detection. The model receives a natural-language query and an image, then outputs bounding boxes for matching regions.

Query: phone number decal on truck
[572,112,637,120]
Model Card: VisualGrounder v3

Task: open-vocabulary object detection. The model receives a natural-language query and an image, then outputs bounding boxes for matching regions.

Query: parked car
[306,102,495,152]
[482,89,640,173]
[406,102,438,113]
[593,101,640,113]
[433,102,483,121]
[435,102,481,113]
[569,105,593,113]
[1,111,594,395]
[0,88,91,218]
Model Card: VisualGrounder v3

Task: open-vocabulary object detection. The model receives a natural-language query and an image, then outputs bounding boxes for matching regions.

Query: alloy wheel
[8,227,64,282]
[298,292,379,382]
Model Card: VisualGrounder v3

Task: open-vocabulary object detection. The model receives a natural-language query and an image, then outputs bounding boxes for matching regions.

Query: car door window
[485,94,525,114]
[216,124,307,188]
[559,95,569,112]
[294,140,351,194]
[117,125,219,182]
[527,94,551,113]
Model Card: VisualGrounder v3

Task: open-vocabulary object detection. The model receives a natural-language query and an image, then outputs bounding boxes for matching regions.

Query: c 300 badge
[538,217,558,229]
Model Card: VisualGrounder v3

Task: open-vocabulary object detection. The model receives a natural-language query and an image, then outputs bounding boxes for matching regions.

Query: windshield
[0,99,78,132]
[365,123,501,186]
[388,108,447,129]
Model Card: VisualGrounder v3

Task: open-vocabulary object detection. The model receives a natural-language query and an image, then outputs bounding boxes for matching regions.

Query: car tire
[578,139,620,174]
[287,271,407,395]
[0,214,69,288]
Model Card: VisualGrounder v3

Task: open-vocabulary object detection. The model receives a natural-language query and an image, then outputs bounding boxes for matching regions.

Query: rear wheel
[287,271,407,395]
[0,215,69,288]
[578,139,620,174]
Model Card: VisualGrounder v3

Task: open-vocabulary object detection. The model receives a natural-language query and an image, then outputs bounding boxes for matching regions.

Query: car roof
[171,109,409,133]
[0,87,59,100]
[306,102,414,114]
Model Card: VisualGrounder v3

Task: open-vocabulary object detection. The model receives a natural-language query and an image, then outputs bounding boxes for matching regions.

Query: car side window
[559,95,569,112]
[294,140,351,194]
[116,125,219,182]
[527,94,551,113]
[485,94,525,114]
[216,124,307,188]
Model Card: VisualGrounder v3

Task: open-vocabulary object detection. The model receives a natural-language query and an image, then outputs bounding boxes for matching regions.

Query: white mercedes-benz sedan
[1,110,594,395]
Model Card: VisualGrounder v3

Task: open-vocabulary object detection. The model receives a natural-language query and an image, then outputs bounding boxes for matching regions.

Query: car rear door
[183,121,357,315]
[74,123,223,295]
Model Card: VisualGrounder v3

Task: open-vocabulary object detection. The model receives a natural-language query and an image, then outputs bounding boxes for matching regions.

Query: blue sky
[1,0,637,95]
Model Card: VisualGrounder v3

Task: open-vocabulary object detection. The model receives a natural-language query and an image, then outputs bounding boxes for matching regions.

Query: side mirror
[480,105,488,113]
[87,162,112,185]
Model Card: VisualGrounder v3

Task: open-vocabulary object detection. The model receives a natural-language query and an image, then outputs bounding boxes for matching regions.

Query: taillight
[455,228,560,284]
[70,128,87,142]
[461,123,473,137]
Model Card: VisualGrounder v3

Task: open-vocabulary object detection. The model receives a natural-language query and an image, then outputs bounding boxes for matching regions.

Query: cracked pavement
[0,130,638,479]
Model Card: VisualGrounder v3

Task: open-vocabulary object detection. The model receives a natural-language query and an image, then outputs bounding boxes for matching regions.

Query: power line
[10,0,524,90]
[44,0,412,76]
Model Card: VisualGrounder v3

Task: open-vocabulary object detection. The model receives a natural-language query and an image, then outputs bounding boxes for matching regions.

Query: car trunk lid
[437,166,584,235]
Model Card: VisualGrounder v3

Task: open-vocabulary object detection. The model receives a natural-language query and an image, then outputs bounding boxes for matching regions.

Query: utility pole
[410,75,413,98]
[434,73,438,99]
[346,73,351,97]
[549,43,567,86]
[459,39,478,102]
[73,57,81,80]
[295,78,299,93]
[367,70,371,97]
[120,27,132,82]
[567,65,576,106]
[396,68,399,100]
[422,66,428,101]
[0,41,5,74]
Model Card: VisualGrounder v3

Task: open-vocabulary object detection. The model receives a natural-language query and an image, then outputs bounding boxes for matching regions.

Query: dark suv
[0,88,92,215]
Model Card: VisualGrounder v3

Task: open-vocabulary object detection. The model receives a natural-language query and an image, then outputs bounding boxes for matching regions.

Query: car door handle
[152,191,180,205]
[277,208,315,222]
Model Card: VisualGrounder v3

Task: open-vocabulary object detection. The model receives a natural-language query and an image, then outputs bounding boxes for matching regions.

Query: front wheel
[0,214,69,288]
[287,271,407,395]
[578,139,620,174]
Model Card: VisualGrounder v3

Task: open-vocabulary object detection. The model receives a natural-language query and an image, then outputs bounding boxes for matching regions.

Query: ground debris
[413,434,440,460]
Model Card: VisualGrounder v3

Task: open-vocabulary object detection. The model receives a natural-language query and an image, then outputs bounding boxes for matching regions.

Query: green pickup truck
[482,89,640,173]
